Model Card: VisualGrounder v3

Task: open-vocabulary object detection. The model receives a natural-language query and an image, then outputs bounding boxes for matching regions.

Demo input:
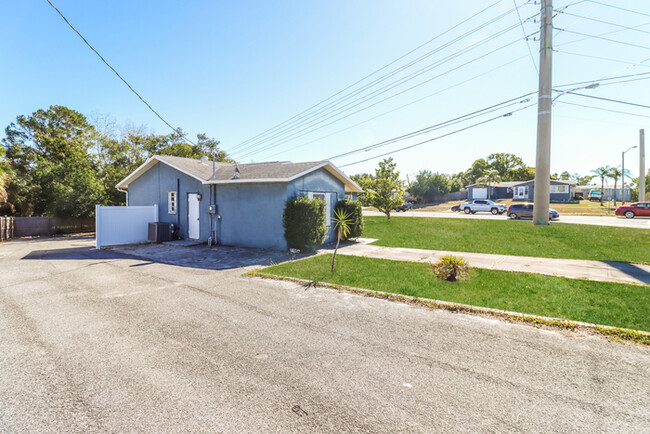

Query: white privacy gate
[95,205,158,249]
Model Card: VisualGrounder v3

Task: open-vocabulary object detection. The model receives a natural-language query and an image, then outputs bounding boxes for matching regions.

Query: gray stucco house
[116,155,362,250]
[512,179,575,202]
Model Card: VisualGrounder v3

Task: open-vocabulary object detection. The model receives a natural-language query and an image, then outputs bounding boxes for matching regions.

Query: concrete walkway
[335,239,650,285]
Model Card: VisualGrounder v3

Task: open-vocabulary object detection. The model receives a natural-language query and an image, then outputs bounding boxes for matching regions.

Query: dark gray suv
[507,203,559,220]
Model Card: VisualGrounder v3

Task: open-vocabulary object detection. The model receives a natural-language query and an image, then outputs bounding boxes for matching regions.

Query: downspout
[210,151,220,245]
[117,188,128,205]
[176,178,180,229]
[215,184,220,245]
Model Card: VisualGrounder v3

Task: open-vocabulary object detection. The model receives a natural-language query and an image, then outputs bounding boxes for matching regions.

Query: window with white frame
[550,185,567,193]
[514,186,528,198]
[308,192,333,226]
[168,191,177,214]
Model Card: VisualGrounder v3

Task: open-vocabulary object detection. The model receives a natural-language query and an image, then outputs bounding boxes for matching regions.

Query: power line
[229,2,531,156]
[329,93,534,160]
[235,32,526,160]
[563,91,650,110]
[585,0,650,19]
[233,19,526,158]
[271,69,650,162]
[554,50,650,68]
[267,66,648,160]
[262,54,530,160]
[513,0,539,75]
[592,75,650,87]
[44,0,196,145]
[556,101,650,118]
[555,21,650,48]
[554,71,650,88]
[555,11,650,35]
[338,104,535,168]
[227,0,507,154]
[556,29,650,50]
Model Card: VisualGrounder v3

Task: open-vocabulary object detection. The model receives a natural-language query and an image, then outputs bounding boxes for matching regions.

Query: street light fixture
[622,145,637,205]
[532,82,600,225]
[551,83,599,103]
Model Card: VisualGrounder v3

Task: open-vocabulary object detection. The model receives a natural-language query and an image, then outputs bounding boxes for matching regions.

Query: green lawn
[363,216,650,264]
[258,254,650,331]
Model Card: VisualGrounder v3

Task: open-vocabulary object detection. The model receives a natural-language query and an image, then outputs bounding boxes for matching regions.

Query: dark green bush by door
[283,196,326,250]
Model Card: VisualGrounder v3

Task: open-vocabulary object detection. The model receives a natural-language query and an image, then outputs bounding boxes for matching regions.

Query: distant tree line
[0,105,232,217]
[351,152,610,205]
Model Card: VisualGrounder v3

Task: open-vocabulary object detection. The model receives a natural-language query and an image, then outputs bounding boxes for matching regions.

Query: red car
[615,202,650,219]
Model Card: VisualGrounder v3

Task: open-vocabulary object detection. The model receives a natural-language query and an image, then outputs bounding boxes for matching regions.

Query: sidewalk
[334,239,650,285]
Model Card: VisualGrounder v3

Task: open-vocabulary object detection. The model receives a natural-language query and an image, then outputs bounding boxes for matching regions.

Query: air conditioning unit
[148,222,171,243]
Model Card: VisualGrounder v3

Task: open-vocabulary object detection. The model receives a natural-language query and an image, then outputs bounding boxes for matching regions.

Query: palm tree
[330,209,352,272]
[476,169,501,200]
[590,166,611,206]
[608,167,632,206]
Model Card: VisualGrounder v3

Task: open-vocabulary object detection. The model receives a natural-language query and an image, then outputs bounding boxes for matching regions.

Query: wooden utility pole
[533,0,553,225]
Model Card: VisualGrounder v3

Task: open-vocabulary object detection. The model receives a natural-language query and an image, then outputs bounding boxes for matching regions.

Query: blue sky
[1,0,648,180]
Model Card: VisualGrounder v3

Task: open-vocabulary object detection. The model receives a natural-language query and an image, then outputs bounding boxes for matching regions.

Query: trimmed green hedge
[334,199,363,240]
[283,196,326,250]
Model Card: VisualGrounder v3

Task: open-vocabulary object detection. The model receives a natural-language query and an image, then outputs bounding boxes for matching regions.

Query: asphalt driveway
[1,237,649,432]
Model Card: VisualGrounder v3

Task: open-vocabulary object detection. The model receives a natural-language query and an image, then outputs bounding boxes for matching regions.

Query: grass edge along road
[363,216,650,264]
[256,254,650,333]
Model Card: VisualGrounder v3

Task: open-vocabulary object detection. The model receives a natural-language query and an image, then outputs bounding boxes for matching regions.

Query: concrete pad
[161,239,204,247]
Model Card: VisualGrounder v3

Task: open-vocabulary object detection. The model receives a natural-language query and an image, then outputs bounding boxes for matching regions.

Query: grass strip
[362,216,650,264]
[255,254,650,333]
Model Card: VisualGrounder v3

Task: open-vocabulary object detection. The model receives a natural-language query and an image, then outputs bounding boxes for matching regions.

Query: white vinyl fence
[96,205,158,249]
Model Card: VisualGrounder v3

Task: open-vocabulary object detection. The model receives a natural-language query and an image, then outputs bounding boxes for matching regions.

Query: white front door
[515,187,528,199]
[187,193,200,239]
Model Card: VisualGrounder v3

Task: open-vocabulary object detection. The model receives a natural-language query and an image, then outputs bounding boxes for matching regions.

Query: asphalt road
[364,210,650,229]
[1,237,649,433]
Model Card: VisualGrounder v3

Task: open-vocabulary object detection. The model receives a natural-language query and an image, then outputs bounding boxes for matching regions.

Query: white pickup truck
[460,199,507,215]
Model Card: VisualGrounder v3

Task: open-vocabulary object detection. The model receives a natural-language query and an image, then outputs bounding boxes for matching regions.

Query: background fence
[96,205,158,249]
[0,216,14,241]
[431,190,468,203]
[12,217,95,237]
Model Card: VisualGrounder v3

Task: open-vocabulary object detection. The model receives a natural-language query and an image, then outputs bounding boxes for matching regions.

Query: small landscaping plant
[331,208,352,272]
[431,255,471,281]
[283,196,326,251]
[334,199,363,240]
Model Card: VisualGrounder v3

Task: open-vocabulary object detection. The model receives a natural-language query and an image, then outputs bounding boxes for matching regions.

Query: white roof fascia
[208,178,292,184]
[115,156,208,190]
[117,157,363,192]
[115,156,157,190]
[205,161,363,192]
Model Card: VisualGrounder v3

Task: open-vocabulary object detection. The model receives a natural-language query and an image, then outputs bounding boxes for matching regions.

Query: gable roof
[116,155,363,192]
[466,181,521,188]
[513,179,576,186]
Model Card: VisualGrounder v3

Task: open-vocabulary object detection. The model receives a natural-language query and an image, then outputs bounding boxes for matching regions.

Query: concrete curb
[246,271,650,346]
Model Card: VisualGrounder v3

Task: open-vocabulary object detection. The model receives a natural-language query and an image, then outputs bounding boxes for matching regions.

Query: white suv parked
[460,199,507,215]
